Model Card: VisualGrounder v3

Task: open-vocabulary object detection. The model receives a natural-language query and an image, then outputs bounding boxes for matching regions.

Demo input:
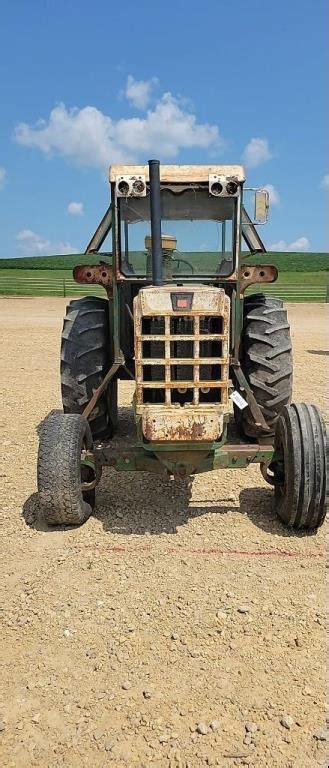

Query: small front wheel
[37,412,96,526]
[270,403,327,530]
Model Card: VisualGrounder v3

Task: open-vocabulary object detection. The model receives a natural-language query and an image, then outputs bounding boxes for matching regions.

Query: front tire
[37,412,95,526]
[271,403,327,529]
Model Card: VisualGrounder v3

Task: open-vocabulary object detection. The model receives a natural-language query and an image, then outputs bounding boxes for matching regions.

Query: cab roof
[109,164,245,183]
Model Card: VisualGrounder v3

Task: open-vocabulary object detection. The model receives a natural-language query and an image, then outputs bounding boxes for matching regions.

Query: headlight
[132,179,146,195]
[209,174,239,197]
[209,181,223,196]
[226,181,238,195]
[116,174,147,197]
[117,180,130,196]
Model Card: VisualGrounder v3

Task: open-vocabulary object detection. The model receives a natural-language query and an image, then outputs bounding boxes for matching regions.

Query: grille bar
[135,308,230,408]
[139,333,226,342]
[142,380,228,389]
[193,316,200,405]
[142,357,228,365]
[164,316,171,404]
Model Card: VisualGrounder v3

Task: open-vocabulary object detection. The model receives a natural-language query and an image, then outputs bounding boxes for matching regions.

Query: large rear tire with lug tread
[235,293,293,438]
[270,403,327,530]
[37,411,95,526]
[60,296,117,441]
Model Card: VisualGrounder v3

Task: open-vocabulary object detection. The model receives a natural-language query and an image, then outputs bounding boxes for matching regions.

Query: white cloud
[16,229,76,256]
[289,236,310,250]
[243,138,272,168]
[269,236,310,252]
[67,201,84,215]
[321,173,329,190]
[263,183,280,206]
[0,166,6,189]
[14,90,221,170]
[125,75,158,109]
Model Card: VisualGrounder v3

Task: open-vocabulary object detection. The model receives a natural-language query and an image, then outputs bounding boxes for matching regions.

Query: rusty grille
[135,312,230,407]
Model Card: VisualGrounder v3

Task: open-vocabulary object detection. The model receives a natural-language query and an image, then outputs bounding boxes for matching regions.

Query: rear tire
[235,294,293,438]
[60,296,117,441]
[38,412,95,526]
[271,403,328,529]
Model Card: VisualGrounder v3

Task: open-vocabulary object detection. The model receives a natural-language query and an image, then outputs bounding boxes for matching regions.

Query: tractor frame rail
[88,437,274,480]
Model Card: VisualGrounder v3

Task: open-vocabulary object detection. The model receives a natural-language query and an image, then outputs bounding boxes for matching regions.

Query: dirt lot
[0,298,327,768]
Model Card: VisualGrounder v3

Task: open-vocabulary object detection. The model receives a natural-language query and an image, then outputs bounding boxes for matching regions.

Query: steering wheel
[171,256,194,274]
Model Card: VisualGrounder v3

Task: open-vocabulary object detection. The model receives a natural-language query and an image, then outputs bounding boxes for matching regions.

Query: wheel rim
[81,439,97,495]
[81,462,96,490]
[269,441,286,496]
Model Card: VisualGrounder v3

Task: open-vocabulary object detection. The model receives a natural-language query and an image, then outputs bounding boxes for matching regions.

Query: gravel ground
[0,298,328,768]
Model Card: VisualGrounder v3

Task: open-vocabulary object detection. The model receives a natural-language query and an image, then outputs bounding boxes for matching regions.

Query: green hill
[0,251,328,271]
[0,253,105,270]
[246,252,328,272]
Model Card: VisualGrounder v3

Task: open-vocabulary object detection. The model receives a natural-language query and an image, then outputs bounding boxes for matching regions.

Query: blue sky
[0,0,327,258]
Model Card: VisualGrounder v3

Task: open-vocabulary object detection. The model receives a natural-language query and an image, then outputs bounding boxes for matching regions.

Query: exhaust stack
[148,159,163,286]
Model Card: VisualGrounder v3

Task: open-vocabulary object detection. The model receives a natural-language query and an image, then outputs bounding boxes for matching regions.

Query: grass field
[0,267,327,300]
[0,269,103,297]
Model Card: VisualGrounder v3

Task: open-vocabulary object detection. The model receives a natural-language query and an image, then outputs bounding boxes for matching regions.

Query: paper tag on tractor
[230,391,248,410]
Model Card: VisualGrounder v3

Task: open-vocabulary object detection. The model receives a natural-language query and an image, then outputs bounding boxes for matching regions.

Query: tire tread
[236,293,293,437]
[37,412,94,526]
[60,295,116,440]
[273,403,327,529]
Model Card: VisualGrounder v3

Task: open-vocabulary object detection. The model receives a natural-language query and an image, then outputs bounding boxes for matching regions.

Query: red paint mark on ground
[88,544,325,559]
[187,548,324,558]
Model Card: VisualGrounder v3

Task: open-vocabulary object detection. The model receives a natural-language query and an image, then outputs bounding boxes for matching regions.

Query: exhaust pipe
[148,159,163,286]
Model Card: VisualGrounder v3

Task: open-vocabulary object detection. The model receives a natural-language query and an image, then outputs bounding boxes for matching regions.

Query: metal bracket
[231,360,270,432]
[239,264,278,293]
[241,206,267,254]
[82,360,122,421]
[85,205,112,254]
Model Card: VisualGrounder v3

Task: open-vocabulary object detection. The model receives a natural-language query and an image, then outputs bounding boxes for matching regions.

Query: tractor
[37,160,327,529]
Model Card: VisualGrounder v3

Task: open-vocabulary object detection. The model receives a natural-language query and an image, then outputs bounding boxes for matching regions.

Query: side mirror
[254,189,269,224]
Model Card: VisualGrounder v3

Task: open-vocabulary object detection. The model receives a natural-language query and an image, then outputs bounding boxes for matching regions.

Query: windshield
[119,188,236,278]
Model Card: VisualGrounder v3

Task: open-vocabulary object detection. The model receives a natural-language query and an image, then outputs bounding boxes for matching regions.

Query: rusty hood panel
[141,407,224,442]
[139,284,228,316]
